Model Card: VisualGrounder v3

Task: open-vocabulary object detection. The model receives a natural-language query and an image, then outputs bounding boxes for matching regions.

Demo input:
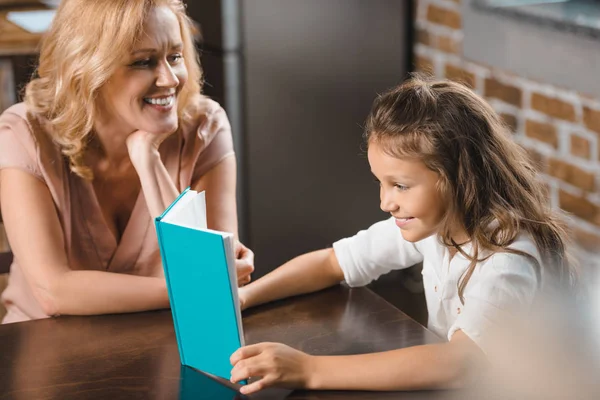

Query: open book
[155,188,244,380]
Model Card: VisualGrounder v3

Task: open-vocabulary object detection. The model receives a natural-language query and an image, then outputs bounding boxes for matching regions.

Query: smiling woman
[0,0,254,324]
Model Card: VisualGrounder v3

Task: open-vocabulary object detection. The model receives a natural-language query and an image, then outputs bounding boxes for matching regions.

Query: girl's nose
[379,188,398,213]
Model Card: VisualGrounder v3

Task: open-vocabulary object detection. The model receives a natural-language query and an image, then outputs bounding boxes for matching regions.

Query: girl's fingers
[240,374,275,395]
[230,343,267,365]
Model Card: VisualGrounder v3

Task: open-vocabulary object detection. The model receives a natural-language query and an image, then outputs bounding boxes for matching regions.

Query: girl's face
[97,6,188,136]
[368,141,447,243]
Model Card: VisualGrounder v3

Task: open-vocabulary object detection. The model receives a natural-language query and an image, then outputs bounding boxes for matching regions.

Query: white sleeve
[332,217,424,287]
[447,252,539,353]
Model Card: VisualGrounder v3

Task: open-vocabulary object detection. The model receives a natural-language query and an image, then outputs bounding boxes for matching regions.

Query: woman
[0,0,253,323]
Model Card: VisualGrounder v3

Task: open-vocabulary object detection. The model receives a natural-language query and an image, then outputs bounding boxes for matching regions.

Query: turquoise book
[155,188,244,380]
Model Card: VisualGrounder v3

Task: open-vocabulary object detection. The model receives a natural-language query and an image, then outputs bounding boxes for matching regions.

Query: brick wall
[414,0,600,261]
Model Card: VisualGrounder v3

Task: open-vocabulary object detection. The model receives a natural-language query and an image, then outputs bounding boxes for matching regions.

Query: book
[155,188,244,380]
[179,366,248,400]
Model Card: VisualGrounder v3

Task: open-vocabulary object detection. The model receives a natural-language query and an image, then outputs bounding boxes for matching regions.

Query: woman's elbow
[31,276,64,317]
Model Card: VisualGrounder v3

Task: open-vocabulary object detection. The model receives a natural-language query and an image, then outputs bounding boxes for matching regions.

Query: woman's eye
[130,58,152,67]
[395,184,409,191]
[168,54,183,64]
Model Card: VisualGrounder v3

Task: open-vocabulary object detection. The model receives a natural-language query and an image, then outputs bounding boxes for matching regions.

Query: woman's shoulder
[0,103,39,150]
[179,96,230,142]
[0,102,52,142]
[0,102,61,176]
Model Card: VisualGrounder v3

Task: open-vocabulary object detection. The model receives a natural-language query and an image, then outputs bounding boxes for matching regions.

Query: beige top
[0,99,235,323]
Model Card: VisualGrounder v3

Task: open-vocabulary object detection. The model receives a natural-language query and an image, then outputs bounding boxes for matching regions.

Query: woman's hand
[230,343,315,395]
[237,286,248,311]
[125,129,174,166]
[235,240,254,287]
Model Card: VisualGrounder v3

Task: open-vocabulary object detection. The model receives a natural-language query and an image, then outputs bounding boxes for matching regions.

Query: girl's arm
[239,248,346,310]
[230,330,486,394]
[0,169,170,316]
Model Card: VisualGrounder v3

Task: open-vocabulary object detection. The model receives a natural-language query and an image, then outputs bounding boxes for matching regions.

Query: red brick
[570,135,591,160]
[426,4,461,29]
[583,106,600,134]
[548,158,595,192]
[525,120,558,148]
[573,229,600,253]
[525,147,547,172]
[531,93,576,122]
[558,190,600,226]
[416,27,431,46]
[499,113,518,133]
[415,54,434,74]
[484,78,522,107]
[436,35,460,54]
[444,64,475,88]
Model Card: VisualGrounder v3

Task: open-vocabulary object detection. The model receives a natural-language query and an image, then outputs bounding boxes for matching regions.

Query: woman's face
[98,6,188,136]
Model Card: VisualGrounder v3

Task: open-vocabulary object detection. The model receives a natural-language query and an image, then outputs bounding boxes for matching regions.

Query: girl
[230,77,576,394]
[0,0,254,323]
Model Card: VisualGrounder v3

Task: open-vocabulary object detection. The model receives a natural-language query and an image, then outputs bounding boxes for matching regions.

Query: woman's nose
[156,62,179,88]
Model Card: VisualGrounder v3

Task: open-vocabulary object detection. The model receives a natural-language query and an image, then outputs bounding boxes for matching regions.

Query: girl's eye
[395,184,409,191]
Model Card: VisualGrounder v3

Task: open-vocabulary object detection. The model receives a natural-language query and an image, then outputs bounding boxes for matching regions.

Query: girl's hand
[230,343,315,395]
[235,240,254,287]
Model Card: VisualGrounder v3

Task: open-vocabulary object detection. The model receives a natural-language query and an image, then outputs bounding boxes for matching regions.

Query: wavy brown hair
[365,76,577,302]
[24,0,202,179]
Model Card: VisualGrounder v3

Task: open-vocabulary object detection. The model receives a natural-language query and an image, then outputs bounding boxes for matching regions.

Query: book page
[163,191,207,230]
[223,235,245,346]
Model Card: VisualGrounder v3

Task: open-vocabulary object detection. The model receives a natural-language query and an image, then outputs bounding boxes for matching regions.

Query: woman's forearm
[243,249,344,309]
[130,148,179,219]
[45,270,169,316]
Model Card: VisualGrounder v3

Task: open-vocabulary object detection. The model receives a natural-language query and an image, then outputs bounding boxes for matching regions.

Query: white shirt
[333,217,541,352]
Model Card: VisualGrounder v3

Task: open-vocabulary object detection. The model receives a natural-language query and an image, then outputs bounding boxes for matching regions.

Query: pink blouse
[0,98,235,323]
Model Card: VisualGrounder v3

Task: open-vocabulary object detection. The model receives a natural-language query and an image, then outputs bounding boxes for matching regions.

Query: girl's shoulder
[479,232,542,282]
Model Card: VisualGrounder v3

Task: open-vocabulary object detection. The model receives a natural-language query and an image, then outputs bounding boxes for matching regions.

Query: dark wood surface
[0,285,456,399]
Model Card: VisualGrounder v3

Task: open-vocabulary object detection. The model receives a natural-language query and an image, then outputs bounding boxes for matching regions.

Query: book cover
[155,189,244,380]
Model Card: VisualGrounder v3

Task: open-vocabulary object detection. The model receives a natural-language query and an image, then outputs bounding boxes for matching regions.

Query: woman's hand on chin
[126,129,174,165]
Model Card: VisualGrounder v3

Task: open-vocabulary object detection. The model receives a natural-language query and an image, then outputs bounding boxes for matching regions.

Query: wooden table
[0,286,454,399]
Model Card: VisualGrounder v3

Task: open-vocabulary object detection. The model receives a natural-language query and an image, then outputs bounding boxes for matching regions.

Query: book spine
[155,218,186,365]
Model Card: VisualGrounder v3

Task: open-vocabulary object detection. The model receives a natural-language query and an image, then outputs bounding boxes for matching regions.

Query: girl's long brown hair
[365,76,577,302]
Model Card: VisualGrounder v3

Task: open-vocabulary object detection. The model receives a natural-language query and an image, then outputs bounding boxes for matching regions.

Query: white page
[162,190,196,225]
[223,235,245,346]
[162,191,207,230]
[6,10,56,34]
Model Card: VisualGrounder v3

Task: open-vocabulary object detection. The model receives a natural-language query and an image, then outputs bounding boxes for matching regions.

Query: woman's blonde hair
[365,76,578,302]
[25,0,202,179]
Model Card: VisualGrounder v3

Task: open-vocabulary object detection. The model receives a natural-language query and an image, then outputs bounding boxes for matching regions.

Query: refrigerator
[186,0,413,278]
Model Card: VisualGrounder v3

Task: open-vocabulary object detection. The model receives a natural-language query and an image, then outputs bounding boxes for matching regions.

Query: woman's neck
[90,117,135,168]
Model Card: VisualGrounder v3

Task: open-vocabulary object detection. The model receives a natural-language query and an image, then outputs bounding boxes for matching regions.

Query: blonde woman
[0,0,253,324]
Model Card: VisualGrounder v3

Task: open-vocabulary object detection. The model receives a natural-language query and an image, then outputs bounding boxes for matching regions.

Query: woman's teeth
[143,95,174,106]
